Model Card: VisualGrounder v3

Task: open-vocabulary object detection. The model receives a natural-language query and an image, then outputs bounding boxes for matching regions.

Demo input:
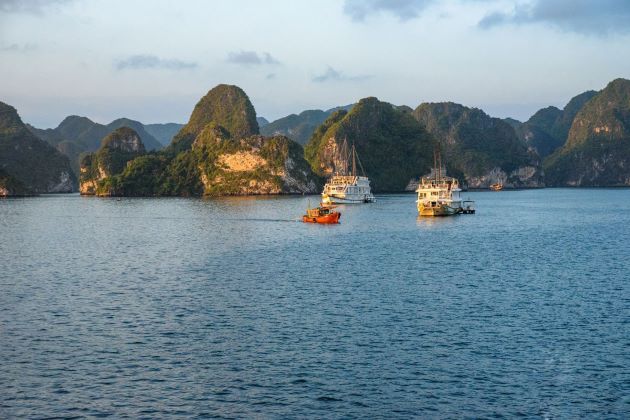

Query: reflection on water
[415,214,461,227]
[1,190,629,418]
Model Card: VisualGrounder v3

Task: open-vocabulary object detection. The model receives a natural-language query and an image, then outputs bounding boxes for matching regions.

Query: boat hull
[417,203,460,217]
[302,212,341,224]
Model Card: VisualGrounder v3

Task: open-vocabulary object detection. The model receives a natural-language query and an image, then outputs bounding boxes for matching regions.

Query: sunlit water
[1,190,629,418]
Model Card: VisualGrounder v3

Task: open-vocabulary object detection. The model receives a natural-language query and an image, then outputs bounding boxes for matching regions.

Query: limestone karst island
[2,78,630,197]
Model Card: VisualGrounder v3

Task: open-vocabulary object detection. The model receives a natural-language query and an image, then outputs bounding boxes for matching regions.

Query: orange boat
[302,205,341,224]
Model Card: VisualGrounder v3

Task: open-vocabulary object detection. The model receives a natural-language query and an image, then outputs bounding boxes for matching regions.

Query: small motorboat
[302,204,341,224]
[490,182,503,191]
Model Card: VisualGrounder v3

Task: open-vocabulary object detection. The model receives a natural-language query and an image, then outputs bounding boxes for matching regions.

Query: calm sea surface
[1,189,629,418]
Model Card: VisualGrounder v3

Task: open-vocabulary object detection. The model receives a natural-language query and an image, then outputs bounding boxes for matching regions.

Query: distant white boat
[321,139,375,205]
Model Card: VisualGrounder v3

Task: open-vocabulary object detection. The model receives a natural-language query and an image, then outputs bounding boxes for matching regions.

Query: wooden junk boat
[489,182,504,191]
[302,205,341,224]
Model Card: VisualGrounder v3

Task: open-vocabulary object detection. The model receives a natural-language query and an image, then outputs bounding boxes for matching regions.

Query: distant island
[2,77,630,197]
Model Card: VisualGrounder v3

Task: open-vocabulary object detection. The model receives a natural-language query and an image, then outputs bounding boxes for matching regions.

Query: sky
[1,0,629,128]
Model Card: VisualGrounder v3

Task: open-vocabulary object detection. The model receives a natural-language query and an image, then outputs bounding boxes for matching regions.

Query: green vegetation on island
[79,127,147,195]
[412,102,541,188]
[544,78,630,186]
[509,90,598,159]
[305,98,434,191]
[0,169,31,197]
[0,101,76,195]
[27,115,166,179]
[169,84,260,153]
[11,77,630,193]
[79,85,320,197]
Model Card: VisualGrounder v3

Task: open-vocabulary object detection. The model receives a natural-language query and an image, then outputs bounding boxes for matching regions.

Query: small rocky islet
[2,78,630,197]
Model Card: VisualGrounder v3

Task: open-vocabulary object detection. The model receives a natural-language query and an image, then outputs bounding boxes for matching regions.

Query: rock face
[79,127,146,195]
[84,85,320,196]
[544,78,630,186]
[106,118,162,151]
[194,128,318,195]
[101,127,145,153]
[0,101,76,194]
[305,98,434,192]
[413,102,542,188]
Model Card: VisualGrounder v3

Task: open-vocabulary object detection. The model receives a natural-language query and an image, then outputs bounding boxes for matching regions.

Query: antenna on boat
[433,141,444,180]
[433,144,438,181]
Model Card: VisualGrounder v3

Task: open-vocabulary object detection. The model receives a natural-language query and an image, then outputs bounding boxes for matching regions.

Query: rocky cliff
[0,101,76,194]
[413,102,542,188]
[544,78,630,186]
[193,125,318,195]
[79,127,146,195]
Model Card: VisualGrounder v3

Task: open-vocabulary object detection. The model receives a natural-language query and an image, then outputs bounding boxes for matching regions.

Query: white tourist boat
[321,140,375,205]
[416,153,474,216]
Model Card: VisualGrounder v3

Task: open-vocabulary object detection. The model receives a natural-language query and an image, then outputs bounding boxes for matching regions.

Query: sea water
[1,189,629,418]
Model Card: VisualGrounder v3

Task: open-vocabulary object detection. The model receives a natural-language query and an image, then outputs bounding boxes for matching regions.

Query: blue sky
[1,0,629,127]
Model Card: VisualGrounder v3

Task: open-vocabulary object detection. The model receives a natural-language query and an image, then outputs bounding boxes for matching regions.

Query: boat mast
[433,146,438,181]
[351,143,357,177]
[342,137,349,176]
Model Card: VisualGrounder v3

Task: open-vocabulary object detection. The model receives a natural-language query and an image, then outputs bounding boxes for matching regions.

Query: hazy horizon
[2,0,629,128]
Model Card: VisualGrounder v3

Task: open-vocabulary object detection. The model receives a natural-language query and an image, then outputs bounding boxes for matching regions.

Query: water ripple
[1,190,629,418]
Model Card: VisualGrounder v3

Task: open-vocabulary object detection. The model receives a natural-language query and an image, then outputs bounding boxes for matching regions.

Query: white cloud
[116,55,198,71]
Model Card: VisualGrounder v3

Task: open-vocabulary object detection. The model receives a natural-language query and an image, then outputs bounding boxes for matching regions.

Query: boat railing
[420,177,458,189]
[328,175,358,185]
